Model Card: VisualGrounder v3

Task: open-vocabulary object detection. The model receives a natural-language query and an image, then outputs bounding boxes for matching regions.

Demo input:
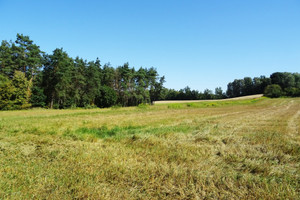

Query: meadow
[0,97,299,199]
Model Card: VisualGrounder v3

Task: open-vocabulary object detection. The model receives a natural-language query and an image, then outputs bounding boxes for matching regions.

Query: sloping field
[0,97,299,199]
[153,94,263,104]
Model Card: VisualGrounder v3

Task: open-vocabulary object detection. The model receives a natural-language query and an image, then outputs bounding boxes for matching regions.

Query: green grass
[0,97,300,199]
[166,97,265,109]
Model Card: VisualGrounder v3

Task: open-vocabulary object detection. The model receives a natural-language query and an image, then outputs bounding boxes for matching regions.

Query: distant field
[0,97,299,199]
[153,94,263,104]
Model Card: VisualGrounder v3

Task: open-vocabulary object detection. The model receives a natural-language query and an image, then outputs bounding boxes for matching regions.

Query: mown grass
[0,97,299,199]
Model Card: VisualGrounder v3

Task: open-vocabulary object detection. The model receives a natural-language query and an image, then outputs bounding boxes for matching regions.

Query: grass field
[0,97,299,199]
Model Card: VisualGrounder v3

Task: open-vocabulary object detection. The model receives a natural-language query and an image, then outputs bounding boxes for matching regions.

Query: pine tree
[0,40,15,78]
[42,48,74,108]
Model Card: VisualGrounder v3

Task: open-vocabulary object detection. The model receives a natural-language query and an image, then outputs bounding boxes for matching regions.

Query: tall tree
[0,40,15,78]
[14,34,43,79]
[30,72,46,107]
[72,57,87,107]
[226,82,234,98]
[102,63,115,88]
[150,76,165,103]
[293,73,300,89]
[43,48,74,108]
[243,77,253,95]
[203,89,214,99]
[215,87,224,99]
[83,59,102,106]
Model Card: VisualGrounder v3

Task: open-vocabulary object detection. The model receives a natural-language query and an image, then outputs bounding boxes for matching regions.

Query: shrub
[95,86,117,108]
[0,72,32,110]
[284,87,300,97]
[264,84,282,98]
[137,103,150,109]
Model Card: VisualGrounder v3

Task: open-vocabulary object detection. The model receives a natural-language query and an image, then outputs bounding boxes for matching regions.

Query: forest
[0,34,165,110]
[0,34,299,110]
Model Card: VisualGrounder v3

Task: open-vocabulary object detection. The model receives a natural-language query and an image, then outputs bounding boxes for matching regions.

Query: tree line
[162,87,226,100]
[226,72,300,98]
[1,34,299,110]
[0,34,165,110]
[163,73,300,101]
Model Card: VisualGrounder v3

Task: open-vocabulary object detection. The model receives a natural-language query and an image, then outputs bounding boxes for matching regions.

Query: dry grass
[0,97,299,199]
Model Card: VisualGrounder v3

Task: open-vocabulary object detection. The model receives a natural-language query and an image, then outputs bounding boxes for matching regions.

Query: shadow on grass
[62,125,144,141]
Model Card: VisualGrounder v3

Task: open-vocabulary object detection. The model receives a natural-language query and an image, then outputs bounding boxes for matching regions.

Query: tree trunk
[50,93,54,109]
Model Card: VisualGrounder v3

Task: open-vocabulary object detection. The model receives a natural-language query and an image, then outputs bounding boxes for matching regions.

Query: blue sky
[1,0,299,92]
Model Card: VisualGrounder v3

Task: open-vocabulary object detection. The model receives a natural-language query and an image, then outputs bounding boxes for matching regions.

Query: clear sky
[1,0,299,92]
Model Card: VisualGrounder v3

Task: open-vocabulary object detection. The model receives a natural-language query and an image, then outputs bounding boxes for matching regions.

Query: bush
[95,86,117,108]
[264,84,282,98]
[137,103,150,109]
[284,87,300,97]
[0,72,32,110]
